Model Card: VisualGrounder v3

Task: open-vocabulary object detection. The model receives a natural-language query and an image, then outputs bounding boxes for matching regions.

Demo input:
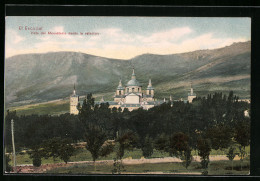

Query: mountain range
[5,41,250,107]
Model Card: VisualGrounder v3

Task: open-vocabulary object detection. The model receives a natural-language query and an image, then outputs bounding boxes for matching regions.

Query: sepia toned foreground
[9,155,249,175]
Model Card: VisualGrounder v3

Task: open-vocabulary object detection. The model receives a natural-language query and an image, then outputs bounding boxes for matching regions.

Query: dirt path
[13,155,241,174]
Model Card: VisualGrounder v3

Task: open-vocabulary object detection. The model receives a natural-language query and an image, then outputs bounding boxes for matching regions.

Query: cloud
[50,26,65,32]
[5,29,26,57]
[5,26,250,59]
[173,33,248,53]
[6,29,25,44]
[80,28,248,59]
[140,27,192,43]
[48,26,73,39]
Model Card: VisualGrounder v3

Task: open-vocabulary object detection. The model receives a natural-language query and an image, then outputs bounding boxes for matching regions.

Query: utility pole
[11,119,16,173]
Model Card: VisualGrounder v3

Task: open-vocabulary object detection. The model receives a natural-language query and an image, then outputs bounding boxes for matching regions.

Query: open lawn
[6,92,114,116]
[10,146,250,166]
[7,146,250,175]
[45,160,250,175]
[8,99,70,116]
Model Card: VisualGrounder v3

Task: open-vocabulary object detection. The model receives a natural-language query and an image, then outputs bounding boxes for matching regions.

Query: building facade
[70,84,79,115]
[100,68,163,111]
[70,68,198,114]
[111,68,158,110]
[187,85,196,103]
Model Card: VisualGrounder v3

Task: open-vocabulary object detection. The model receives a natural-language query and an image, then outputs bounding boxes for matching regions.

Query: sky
[5,17,251,60]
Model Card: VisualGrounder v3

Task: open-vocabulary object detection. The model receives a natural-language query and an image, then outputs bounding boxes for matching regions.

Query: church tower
[146,78,155,101]
[114,78,126,102]
[116,78,125,96]
[169,95,173,107]
[70,84,79,115]
[188,83,196,103]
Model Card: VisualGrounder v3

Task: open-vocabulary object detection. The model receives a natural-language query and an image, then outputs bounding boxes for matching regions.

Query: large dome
[126,79,141,86]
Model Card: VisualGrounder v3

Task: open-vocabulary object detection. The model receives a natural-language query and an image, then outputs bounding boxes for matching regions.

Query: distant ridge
[5,41,250,107]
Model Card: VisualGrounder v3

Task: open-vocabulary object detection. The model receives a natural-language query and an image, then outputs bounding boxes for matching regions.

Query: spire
[118,78,122,87]
[100,96,104,102]
[190,82,194,95]
[170,95,173,107]
[131,67,136,80]
[191,87,194,95]
[148,78,152,87]
[73,83,76,95]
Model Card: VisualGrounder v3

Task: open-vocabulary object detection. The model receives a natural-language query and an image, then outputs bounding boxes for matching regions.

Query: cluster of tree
[4,91,250,173]
[28,137,75,167]
[4,111,84,153]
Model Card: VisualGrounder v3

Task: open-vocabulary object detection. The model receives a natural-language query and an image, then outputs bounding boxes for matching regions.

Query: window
[138,88,140,92]
[119,90,121,95]
[132,88,134,92]
[149,90,151,95]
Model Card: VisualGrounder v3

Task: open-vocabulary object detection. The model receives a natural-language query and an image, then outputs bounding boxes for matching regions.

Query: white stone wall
[116,90,124,95]
[114,97,125,102]
[146,89,154,96]
[121,106,139,112]
[145,97,154,102]
[70,96,79,114]
[188,95,196,103]
[125,94,140,104]
[125,86,142,93]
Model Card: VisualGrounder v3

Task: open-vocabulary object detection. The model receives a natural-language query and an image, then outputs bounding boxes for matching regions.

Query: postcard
[4,16,251,175]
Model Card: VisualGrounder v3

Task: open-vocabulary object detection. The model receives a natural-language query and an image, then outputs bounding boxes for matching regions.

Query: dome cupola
[126,68,141,86]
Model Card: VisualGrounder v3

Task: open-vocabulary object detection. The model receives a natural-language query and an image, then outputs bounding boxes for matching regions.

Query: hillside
[5,41,250,107]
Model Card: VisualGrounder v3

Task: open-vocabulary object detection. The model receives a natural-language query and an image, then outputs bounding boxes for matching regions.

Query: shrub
[32,156,42,167]
[142,136,153,158]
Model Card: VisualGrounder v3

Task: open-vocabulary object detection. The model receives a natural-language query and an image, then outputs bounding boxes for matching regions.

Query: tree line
[4,91,250,173]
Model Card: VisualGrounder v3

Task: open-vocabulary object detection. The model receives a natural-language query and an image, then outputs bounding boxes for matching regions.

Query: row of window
[119,88,152,95]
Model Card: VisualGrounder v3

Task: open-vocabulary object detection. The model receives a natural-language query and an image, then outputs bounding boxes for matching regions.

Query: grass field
[7,146,250,175]
[9,146,250,166]
[7,99,70,116]
[6,93,114,116]
[45,160,250,175]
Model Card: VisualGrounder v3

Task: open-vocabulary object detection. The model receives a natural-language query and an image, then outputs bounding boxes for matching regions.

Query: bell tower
[146,79,154,96]
[116,78,125,96]
[70,83,79,114]
[188,83,196,103]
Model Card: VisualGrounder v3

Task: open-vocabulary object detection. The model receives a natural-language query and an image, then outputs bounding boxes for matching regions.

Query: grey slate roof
[71,94,79,97]
[117,86,125,90]
[126,79,141,86]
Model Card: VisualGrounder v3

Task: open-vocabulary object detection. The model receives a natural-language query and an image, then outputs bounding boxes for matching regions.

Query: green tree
[183,147,192,169]
[116,131,137,160]
[99,140,115,158]
[226,146,236,171]
[154,133,169,153]
[78,93,95,123]
[28,146,45,167]
[234,120,250,171]
[197,138,211,175]
[112,131,137,174]
[85,124,107,171]
[169,132,190,171]
[42,137,61,161]
[42,137,76,164]
[169,132,189,158]
[206,124,233,150]
[58,138,75,164]
[142,135,154,158]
